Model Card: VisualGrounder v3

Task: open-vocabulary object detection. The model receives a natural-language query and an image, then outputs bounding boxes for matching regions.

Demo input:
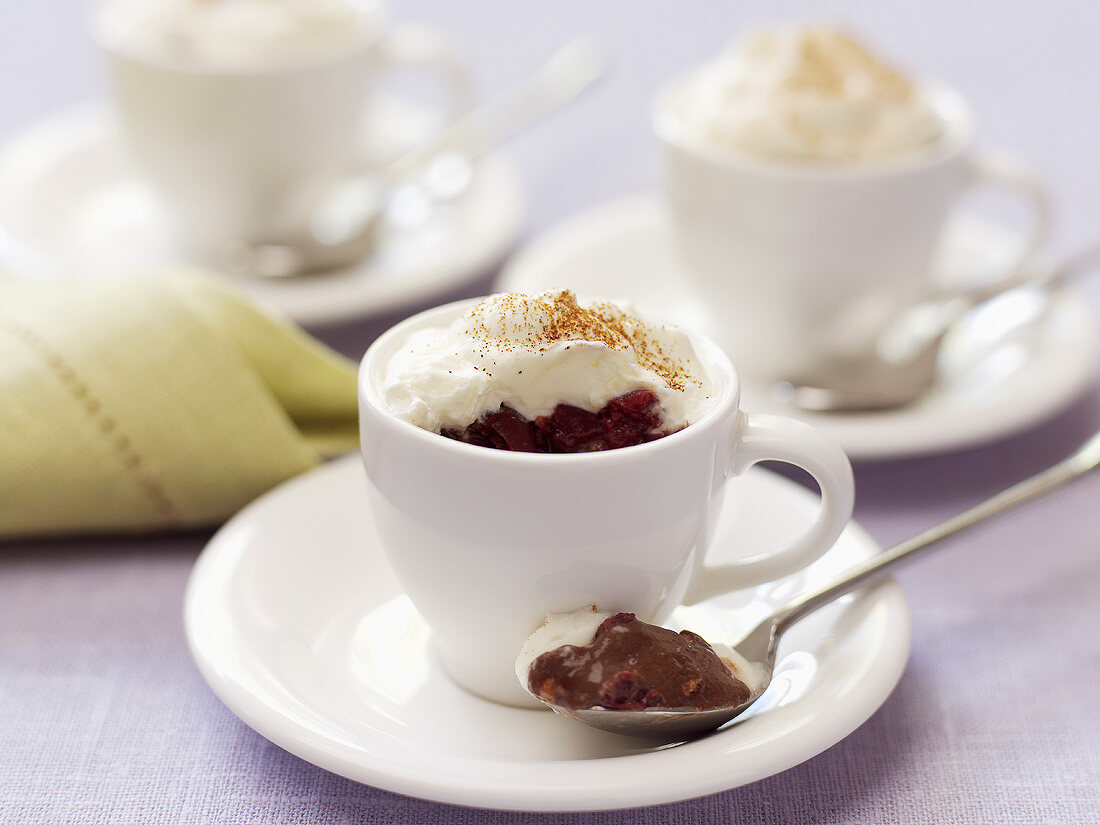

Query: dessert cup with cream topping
[655,24,1051,385]
[670,27,944,165]
[359,293,854,706]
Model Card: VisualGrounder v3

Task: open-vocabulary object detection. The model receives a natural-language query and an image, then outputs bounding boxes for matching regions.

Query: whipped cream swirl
[381,290,713,434]
[670,26,944,162]
[96,0,383,68]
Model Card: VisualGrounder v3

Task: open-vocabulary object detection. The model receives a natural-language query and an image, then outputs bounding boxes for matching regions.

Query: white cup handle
[948,151,1053,300]
[683,411,854,604]
[378,24,474,123]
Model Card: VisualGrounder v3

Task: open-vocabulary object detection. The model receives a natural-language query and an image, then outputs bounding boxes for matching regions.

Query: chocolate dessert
[441,389,678,453]
[527,612,751,711]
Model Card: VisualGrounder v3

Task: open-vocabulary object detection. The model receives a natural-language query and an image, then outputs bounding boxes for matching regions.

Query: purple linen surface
[4,0,1100,822]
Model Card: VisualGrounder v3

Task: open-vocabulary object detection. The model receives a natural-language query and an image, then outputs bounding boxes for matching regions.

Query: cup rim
[652,75,976,179]
[359,296,740,465]
[90,0,389,77]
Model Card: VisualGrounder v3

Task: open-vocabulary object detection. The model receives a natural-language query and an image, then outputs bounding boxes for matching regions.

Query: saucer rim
[184,454,911,811]
[0,99,525,326]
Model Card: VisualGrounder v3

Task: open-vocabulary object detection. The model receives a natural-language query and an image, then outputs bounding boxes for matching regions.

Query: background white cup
[655,82,1051,384]
[95,5,470,260]
[359,299,855,707]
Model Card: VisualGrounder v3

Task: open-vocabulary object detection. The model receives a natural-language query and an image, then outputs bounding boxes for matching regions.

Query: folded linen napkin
[0,272,360,539]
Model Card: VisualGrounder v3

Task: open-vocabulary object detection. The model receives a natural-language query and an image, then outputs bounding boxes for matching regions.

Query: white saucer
[185,454,908,812]
[499,195,1099,461]
[0,100,524,326]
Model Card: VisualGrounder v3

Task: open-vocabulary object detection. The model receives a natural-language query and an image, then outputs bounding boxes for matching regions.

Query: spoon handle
[384,36,608,181]
[772,430,1100,635]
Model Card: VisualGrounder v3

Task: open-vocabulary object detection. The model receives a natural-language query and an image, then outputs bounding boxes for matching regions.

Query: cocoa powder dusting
[463,291,698,392]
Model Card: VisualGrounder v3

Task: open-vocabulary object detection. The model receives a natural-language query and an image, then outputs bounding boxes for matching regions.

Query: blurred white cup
[654,43,1050,385]
[94,0,471,260]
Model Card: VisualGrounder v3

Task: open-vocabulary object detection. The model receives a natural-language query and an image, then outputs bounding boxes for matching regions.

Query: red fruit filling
[600,670,665,710]
[440,389,678,453]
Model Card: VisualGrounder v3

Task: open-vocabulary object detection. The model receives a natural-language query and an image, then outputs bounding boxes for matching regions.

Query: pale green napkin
[0,272,359,538]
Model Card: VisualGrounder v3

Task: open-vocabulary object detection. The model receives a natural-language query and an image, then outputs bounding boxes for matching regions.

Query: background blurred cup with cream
[93,0,470,260]
[654,25,1051,384]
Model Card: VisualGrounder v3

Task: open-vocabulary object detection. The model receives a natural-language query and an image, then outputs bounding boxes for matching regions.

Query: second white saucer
[499,195,1098,461]
[0,100,524,327]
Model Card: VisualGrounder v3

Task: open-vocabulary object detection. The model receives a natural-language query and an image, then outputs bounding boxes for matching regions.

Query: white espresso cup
[359,298,855,707]
[94,0,470,260]
[654,81,1051,384]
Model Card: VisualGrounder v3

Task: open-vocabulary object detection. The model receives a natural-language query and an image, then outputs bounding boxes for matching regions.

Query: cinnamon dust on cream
[460,291,698,393]
[381,290,712,434]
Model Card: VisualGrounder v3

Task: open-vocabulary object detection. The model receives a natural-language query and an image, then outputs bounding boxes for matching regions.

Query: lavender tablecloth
[3,1,1100,822]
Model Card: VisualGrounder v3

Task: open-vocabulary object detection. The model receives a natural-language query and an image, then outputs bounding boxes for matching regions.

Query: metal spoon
[221,36,608,279]
[544,427,1100,741]
[774,243,1100,413]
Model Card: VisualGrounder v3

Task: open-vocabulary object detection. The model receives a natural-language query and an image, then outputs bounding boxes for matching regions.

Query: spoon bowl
[533,427,1100,741]
[570,704,752,740]
[565,617,776,739]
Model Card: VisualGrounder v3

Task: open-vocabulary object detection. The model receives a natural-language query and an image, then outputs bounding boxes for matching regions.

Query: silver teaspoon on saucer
[223,36,608,279]
[529,428,1100,741]
[774,242,1100,413]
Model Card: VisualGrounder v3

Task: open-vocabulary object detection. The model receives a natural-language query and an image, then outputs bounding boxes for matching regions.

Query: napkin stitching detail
[1,318,181,522]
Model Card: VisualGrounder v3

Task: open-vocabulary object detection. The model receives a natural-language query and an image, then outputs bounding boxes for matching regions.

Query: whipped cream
[96,0,383,68]
[381,291,713,434]
[670,26,944,162]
